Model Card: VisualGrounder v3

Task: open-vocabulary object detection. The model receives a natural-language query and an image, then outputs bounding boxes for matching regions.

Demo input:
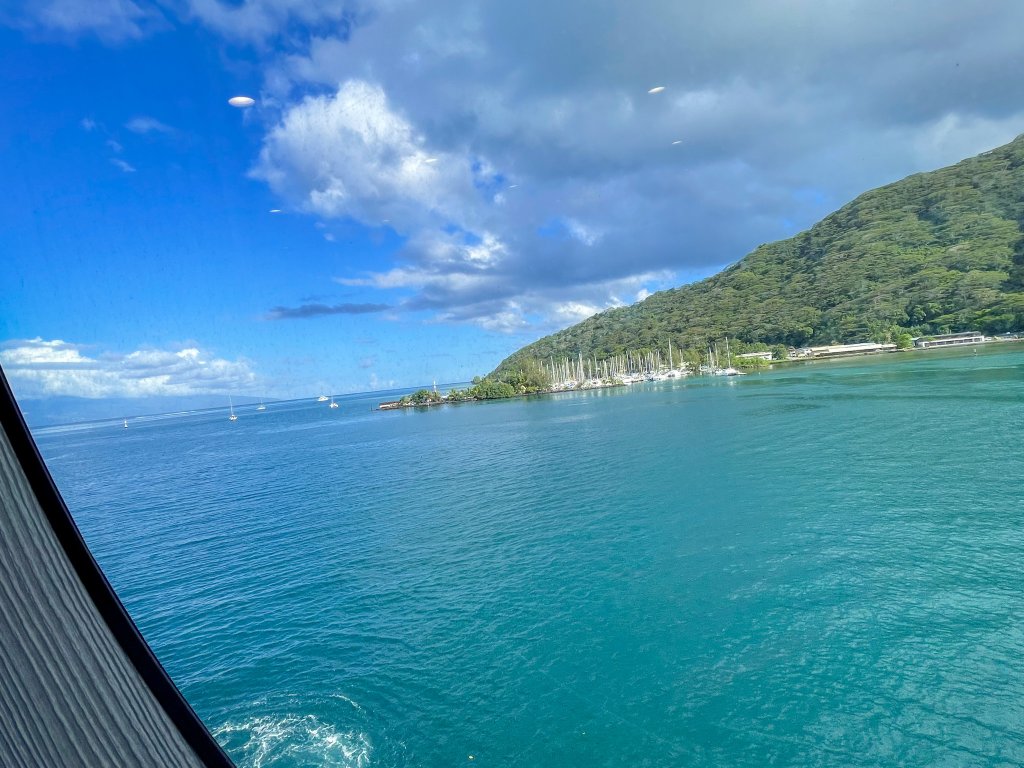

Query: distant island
[384,135,1024,410]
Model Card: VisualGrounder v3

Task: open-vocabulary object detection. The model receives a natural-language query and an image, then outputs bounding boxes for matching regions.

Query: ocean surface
[32,345,1024,767]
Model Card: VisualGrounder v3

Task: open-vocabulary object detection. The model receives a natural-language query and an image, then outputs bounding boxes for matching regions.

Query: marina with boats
[217,332,1017,417]
[377,330,1016,411]
[378,338,752,409]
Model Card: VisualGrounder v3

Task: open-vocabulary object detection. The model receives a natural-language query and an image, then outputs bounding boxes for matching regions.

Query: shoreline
[377,337,1023,411]
[378,379,625,410]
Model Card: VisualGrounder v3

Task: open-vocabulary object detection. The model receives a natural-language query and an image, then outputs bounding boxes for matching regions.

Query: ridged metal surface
[0,427,205,767]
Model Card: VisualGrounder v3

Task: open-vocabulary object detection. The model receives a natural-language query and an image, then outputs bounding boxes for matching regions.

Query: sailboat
[122,418,128,429]
[700,344,715,375]
[228,396,238,421]
[664,340,685,378]
[256,398,266,411]
[715,337,745,376]
[329,395,339,409]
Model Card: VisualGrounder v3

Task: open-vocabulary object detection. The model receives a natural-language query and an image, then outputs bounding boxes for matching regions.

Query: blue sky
[4,0,1024,414]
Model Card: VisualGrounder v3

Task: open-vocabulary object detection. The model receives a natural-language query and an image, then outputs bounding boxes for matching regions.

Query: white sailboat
[329,395,339,409]
[701,344,715,374]
[256,398,266,411]
[665,339,687,378]
[714,337,745,376]
[122,418,128,429]
[229,396,238,421]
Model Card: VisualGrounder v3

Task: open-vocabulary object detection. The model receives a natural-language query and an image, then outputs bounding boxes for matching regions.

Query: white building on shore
[807,342,896,357]
[913,332,985,349]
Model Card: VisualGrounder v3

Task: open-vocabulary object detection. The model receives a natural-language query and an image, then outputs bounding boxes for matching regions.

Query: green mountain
[496,134,1024,375]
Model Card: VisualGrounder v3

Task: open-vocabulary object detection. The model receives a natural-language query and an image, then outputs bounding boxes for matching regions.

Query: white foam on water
[213,713,372,768]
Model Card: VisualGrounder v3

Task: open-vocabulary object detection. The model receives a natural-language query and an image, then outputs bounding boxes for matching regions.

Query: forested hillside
[496,134,1024,374]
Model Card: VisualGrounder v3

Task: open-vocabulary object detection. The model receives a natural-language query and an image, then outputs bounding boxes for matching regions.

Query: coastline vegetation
[384,136,1024,410]
[390,359,553,408]
[492,134,1024,378]
[381,334,1018,409]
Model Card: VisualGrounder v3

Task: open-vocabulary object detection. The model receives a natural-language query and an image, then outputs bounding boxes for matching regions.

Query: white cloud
[8,0,158,43]
[418,270,672,333]
[3,339,90,366]
[125,116,174,134]
[110,158,136,173]
[565,218,603,247]
[463,232,506,265]
[435,305,531,334]
[102,0,1016,338]
[10,0,1024,355]
[551,302,601,324]
[185,0,363,45]
[908,111,1024,170]
[2,338,258,398]
[252,80,484,233]
[243,1,1024,337]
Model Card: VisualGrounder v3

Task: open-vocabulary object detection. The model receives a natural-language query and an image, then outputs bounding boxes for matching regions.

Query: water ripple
[35,346,1024,767]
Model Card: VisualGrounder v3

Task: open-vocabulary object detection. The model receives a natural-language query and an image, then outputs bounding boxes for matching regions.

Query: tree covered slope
[496,134,1024,373]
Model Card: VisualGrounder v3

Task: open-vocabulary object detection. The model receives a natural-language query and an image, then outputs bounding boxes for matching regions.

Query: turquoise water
[34,346,1024,767]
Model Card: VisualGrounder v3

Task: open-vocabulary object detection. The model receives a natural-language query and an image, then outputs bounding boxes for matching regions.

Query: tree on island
[470,379,516,399]
[399,388,444,406]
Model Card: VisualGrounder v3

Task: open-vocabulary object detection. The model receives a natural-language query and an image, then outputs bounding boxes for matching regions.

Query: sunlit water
[33,346,1024,767]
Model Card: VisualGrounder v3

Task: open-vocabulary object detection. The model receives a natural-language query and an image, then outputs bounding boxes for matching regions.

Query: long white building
[913,332,985,349]
[808,342,896,357]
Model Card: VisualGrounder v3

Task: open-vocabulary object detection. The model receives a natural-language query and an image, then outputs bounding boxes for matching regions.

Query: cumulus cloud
[235,1,1024,332]
[39,0,1024,335]
[252,80,485,233]
[266,302,392,319]
[2,338,258,398]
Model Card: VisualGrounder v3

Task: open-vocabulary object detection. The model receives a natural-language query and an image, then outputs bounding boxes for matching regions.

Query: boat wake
[213,712,372,768]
